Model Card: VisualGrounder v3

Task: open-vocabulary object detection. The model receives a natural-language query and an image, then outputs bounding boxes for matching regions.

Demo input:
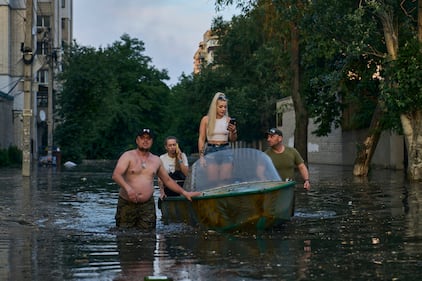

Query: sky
[73,0,239,86]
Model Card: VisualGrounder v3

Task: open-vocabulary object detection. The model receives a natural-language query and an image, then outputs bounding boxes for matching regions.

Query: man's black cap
[265,128,283,137]
[137,128,155,138]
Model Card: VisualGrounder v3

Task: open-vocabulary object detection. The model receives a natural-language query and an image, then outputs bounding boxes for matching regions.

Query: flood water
[0,162,421,281]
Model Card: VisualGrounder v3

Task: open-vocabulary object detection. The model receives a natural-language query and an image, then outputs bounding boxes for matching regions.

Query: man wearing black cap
[112,128,201,229]
[264,128,311,190]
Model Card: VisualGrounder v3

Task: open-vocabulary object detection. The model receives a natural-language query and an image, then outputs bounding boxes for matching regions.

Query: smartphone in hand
[229,118,237,126]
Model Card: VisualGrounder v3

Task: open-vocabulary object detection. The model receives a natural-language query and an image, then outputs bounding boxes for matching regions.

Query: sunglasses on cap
[266,128,283,136]
[137,128,154,138]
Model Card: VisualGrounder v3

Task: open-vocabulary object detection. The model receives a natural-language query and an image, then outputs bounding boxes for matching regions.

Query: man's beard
[137,147,149,152]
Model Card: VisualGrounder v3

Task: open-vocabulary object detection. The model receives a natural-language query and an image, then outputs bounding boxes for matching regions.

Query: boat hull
[161,181,295,231]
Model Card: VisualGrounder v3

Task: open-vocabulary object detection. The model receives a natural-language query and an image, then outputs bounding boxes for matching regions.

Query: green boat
[160,148,296,232]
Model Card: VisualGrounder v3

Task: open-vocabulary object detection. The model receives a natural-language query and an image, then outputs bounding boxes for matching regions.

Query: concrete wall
[277,97,405,169]
[342,129,404,169]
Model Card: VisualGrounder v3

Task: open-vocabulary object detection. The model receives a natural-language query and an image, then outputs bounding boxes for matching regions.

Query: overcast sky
[73,0,239,86]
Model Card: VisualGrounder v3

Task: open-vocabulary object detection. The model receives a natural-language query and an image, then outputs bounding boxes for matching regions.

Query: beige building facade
[193,29,218,74]
[0,0,72,159]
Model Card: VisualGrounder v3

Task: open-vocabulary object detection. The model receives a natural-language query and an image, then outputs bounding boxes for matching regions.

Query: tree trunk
[401,0,422,181]
[353,5,398,176]
[401,111,422,181]
[418,0,422,42]
[407,0,422,181]
[353,104,383,176]
[290,22,308,163]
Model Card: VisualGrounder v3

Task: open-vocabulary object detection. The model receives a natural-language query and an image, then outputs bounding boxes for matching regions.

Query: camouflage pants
[115,196,156,230]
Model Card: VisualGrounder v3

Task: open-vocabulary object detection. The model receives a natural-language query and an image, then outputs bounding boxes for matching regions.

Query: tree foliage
[212,0,421,179]
[381,39,422,115]
[161,8,292,154]
[161,67,234,154]
[54,0,421,175]
[210,9,291,139]
[55,34,170,162]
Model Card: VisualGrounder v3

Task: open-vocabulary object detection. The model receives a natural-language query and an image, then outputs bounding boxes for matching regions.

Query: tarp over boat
[186,147,283,192]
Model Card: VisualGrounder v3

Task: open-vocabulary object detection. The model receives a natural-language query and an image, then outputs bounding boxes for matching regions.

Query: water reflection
[0,164,421,280]
[114,231,155,280]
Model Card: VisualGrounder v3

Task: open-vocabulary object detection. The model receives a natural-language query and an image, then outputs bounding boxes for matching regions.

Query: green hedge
[0,146,22,167]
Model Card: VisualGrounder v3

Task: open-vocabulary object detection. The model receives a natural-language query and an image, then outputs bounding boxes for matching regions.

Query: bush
[8,146,22,165]
[0,149,8,167]
[0,146,22,167]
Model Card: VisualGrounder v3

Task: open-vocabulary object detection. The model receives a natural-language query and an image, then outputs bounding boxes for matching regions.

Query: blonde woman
[198,92,238,183]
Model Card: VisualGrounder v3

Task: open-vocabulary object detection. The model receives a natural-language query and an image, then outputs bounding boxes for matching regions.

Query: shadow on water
[0,163,421,280]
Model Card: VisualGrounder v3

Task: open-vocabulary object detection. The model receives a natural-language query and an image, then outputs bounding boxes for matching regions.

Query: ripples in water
[0,164,421,280]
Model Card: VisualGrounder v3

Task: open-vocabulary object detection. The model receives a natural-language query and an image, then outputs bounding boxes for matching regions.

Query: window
[37,88,48,108]
[276,112,283,127]
[62,0,66,8]
[36,41,48,55]
[37,70,49,84]
[37,16,50,28]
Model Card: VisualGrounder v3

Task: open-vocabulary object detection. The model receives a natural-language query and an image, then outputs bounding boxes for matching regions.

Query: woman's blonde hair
[207,92,228,139]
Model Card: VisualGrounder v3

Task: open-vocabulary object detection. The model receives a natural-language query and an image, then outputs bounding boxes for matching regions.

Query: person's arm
[178,153,189,177]
[158,178,165,199]
[198,116,207,158]
[256,163,266,180]
[297,162,311,191]
[227,117,238,142]
[229,130,238,142]
[158,165,201,200]
[158,157,167,199]
[111,153,137,202]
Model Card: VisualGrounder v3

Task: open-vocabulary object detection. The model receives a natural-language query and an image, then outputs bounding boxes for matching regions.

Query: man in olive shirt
[264,128,311,190]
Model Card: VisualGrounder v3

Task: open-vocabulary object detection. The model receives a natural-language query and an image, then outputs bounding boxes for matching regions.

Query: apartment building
[0,0,73,160]
[193,29,218,74]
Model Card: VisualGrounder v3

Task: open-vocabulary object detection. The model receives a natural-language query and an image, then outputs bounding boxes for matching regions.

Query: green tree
[382,38,422,180]
[301,0,421,179]
[163,67,233,154]
[214,0,422,180]
[298,0,388,176]
[56,34,170,162]
[162,9,291,154]
[215,0,312,161]
[212,11,291,140]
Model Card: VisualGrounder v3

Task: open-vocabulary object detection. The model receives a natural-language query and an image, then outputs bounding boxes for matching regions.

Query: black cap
[137,128,155,138]
[265,128,283,137]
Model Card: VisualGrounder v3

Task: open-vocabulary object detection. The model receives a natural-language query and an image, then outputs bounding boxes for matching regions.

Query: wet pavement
[0,162,421,280]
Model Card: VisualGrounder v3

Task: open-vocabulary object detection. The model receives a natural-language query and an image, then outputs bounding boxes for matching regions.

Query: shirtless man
[112,128,200,229]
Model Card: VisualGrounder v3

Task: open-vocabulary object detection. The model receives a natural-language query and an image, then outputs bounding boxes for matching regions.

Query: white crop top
[207,118,229,142]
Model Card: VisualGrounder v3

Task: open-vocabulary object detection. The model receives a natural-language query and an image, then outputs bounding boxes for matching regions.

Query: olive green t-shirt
[264,146,304,181]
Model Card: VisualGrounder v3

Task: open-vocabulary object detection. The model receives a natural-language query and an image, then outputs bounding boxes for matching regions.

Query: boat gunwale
[162,180,296,201]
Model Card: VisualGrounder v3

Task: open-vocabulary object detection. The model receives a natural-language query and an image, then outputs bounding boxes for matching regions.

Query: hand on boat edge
[182,190,202,201]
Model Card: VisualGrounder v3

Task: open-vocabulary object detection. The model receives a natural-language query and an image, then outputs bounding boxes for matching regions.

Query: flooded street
[0,163,421,281]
